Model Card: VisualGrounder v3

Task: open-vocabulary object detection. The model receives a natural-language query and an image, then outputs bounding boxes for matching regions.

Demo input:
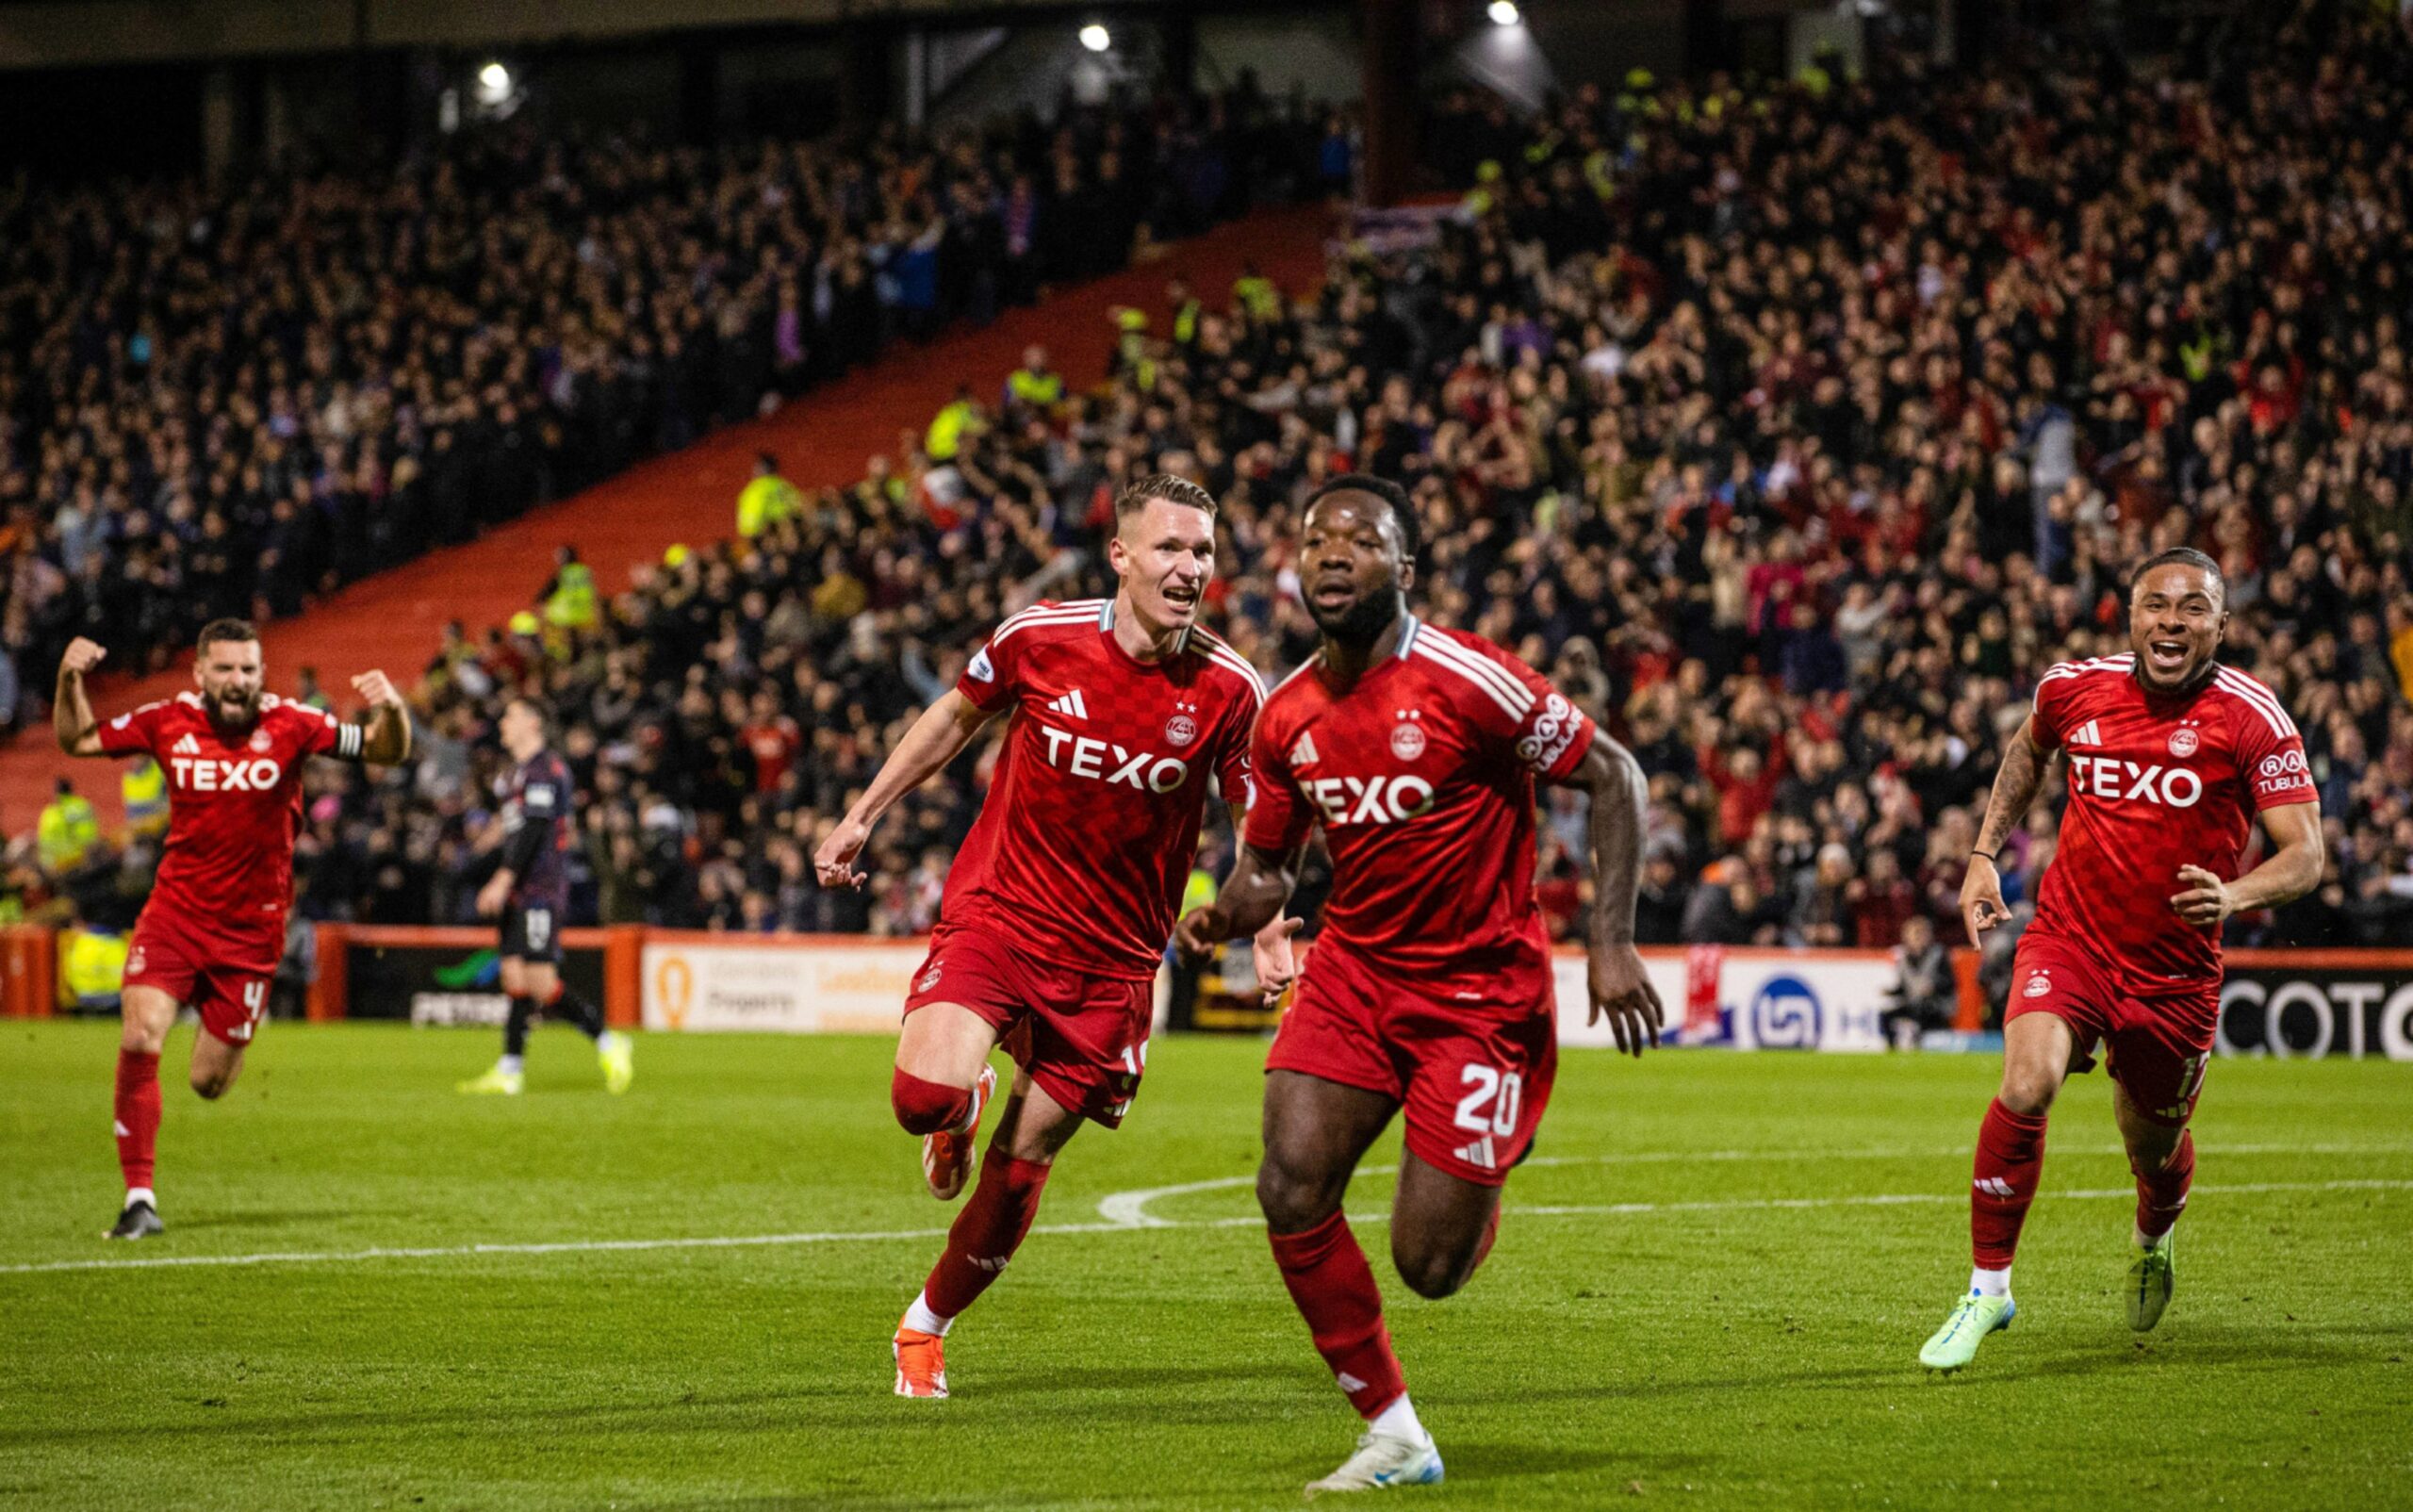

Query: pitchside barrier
[1,927,2407,1060]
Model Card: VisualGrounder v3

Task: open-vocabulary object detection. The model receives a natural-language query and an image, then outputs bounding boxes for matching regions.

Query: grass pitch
[1,1020,2407,1510]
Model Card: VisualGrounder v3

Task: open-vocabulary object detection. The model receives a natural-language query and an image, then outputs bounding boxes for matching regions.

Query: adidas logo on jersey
[1044,689,1090,719]
[1289,731,1318,766]
[2069,719,2102,747]
[172,733,202,755]
[1453,1135,1498,1171]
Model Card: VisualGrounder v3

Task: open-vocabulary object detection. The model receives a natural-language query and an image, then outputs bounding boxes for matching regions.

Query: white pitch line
[1094,1142,2413,1227]
[4,1178,2405,1279]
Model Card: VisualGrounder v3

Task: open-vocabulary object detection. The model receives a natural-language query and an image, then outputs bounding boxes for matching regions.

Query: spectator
[1880,916,1956,1051]
[737,455,804,541]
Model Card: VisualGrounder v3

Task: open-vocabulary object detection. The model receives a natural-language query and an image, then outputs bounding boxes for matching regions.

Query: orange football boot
[893,1325,949,1399]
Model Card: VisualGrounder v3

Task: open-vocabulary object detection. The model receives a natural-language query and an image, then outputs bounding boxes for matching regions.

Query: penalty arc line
[2,1177,2405,1278]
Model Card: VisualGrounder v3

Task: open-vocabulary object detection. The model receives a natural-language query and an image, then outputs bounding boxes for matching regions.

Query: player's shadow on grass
[1431,1360,1905,1405]
[949,1362,1311,1407]
[1435,1443,1699,1483]
[2010,1327,2380,1378]
[169,1209,370,1232]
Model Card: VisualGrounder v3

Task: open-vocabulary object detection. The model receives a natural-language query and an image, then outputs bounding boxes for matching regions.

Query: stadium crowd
[21,8,2413,1026]
[0,87,1337,704]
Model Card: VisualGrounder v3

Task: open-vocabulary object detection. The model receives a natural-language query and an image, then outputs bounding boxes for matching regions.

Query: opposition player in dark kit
[1178,475,1664,1494]
[57,621,410,1240]
[460,695,631,1096]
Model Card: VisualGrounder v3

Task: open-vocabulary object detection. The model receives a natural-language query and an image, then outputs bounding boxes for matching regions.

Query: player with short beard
[1918,550,2323,1371]
[814,475,1296,1400]
[56,620,411,1241]
[1177,474,1663,1494]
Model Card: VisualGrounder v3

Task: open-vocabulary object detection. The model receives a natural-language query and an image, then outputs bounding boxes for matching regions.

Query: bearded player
[56,621,412,1241]
[1918,549,2322,1371]
[813,475,1297,1399]
[1176,475,1663,1494]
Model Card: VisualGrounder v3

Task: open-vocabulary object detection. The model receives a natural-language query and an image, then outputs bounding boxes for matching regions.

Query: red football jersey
[2027,653,2317,986]
[942,599,1262,980]
[1244,617,1597,993]
[100,692,359,955]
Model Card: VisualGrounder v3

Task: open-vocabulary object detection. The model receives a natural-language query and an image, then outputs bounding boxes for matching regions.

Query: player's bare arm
[2170,799,2323,928]
[53,637,108,757]
[1175,840,1304,961]
[352,670,413,764]
[1959,714,2050,945]
[815,688,997,887]
[1570,733,1662,1058]
[1229,799,1305,1003]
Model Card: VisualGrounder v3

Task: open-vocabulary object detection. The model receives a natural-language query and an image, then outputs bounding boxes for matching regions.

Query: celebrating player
[813,474,1297,1400]
[1918,549,2323,1371]
[56,621,412,1241]
[459,696,632,1096]
[1176,475,1663,1495]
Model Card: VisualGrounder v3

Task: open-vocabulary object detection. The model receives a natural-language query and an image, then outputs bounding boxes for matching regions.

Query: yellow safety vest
[1173,299,1201,345]
[926,401,977,462]
[38,796,98,874]
[543,560,599,630]
[1007,369,1062,407]
[1234,275,1281,322]
[62,929,129,1008]
[1181,867,1218,915]
[122,761,168,835]
[736,477,803,538]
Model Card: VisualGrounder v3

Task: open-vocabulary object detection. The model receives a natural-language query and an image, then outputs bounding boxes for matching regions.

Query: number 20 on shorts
[1454,1063,1522,1137]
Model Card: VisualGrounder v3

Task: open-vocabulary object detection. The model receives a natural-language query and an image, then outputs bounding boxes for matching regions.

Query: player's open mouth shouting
[2133,575,2220,692]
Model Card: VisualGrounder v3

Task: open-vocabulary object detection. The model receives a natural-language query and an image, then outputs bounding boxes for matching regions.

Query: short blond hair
[1113,473,1218,522]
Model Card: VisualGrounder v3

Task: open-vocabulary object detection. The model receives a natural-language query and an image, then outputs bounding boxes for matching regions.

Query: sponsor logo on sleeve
[967,647,995,682]
[1515,693,1583,771]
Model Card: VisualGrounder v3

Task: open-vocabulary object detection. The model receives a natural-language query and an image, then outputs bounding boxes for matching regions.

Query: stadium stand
[0,90,1325,693]
[12,8,2413,1007]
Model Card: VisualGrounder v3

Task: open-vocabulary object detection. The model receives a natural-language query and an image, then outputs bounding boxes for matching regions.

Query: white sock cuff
[1370,1393,1428,1446]
[1969,1265,2011,1298]
[902,1290,954,1338]
[123,1186,156,1209]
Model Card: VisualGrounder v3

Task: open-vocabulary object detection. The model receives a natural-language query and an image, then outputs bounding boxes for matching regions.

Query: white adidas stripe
[1409,641,1524,723]
[1269,659,1323,700]
[2213,668,2296,738]
[990,600,1107,646]
[1204,648,1265,706]
[1414,643,1526,723]
[1416,632,1534,713]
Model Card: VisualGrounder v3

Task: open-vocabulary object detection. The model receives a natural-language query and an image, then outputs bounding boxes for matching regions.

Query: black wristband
[1970,849,1998,863]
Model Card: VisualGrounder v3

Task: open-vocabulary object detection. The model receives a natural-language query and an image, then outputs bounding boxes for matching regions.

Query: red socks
[114,1049,161,1192]
[892,1068,973,1136]
[1268,1210,1408,1420]
[923,1155,1053,1318]
[1970,1098,2048,1270]
[2134,1128,2194,1241]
